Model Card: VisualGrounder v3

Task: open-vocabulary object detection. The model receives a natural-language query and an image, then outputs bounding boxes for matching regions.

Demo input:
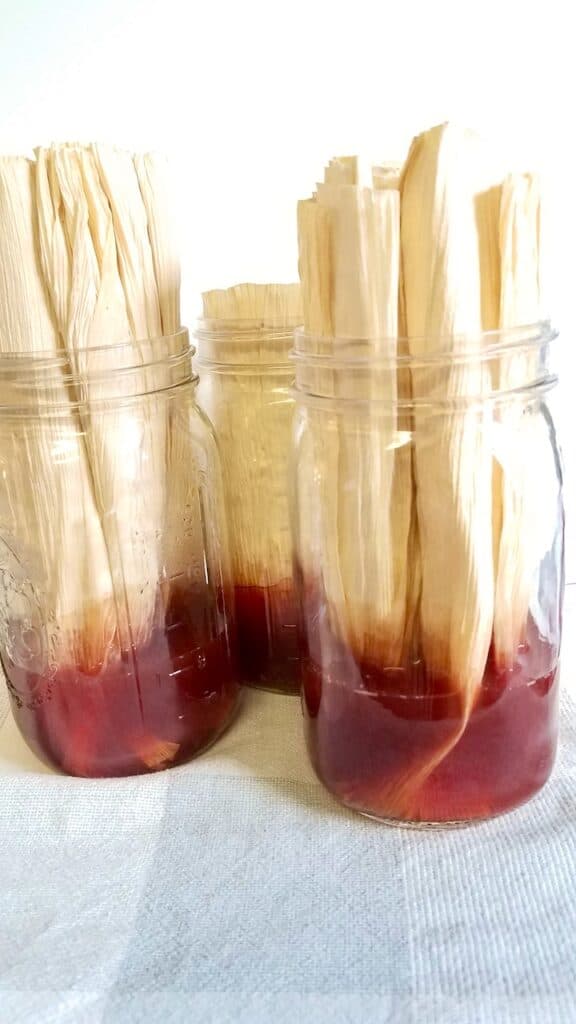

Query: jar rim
[292,321,556,369]
[196,317,300,336]
[195,317,296,370]
[292,321,558,407]
[0,327,192,371]
[0,328,198,413]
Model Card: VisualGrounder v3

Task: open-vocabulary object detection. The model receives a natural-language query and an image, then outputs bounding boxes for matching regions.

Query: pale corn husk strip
[372,164,408,340]
[393,171,422,665]
[493,174,558,666]
[88,147,168,522]
[371,164,422,620]
[296,200,346,640]
[85,146,177,606]
[324,156,393,190]
[298,165,412,666]
[323,155,358,186]
[316,181,392,338]
[134,154,180,336]
[198,283,301,592]
[368,161,409,382]
[400,123,501,713]
[34,145,165,651]
[132,154,205,593]
[91,145,162,340]
[0,157,115,672]
[296,201,333,337]
[365,188,413,664]
[372,163,402,190]
[318,181,406,662]
[297,197,345,643]
[472,180,506,580]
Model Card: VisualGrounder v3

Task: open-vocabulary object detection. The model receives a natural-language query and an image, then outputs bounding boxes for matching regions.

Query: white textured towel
[0,588,575,1024]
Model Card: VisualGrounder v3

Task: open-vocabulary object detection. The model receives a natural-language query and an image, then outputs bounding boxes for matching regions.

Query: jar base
[4,586,240,779]
[342,777,552,829]
[301,606,560,827]
[11,689,243,779]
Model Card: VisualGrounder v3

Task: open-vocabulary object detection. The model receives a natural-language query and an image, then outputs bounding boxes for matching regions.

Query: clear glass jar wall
[0,330,238,777]
[196,319,299,694]
[292,324,564,824]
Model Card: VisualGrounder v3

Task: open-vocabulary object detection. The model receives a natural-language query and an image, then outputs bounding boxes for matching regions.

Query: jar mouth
[0,327,192,371]
[195,317,299,371]
[196,316,300,336]
[292,321,558,407]
[0,328,197,412]
[292,321,556,368]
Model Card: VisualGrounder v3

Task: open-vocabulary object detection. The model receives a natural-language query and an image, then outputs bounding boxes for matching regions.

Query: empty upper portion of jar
[195,318,300,372]
[293,321,557,406]
[0,328,195,414]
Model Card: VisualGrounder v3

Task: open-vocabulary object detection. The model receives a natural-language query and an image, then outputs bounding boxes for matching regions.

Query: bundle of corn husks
[0,144,181,675]
[297,154,414,667]
[297,123,555,796]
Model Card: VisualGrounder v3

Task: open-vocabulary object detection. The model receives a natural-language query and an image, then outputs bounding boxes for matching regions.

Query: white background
[1,0,574,577]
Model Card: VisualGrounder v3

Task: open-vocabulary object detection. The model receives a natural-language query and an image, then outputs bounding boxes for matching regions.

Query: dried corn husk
[134,153,180,336]
[131,153,206,594]
[198,283,301,595]
[323,155,359,186]
[296,198,344,646]
[35,144,166,649]
[0,156,115,672]
[372,163,402,190]
[400,123,501,715]
[298,161,412,665]
[296,200,333,337]
[92,145,162,339]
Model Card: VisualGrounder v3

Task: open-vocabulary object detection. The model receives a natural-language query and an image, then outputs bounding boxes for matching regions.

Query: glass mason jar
[0,330,238,777]
[292,323,564,825]
[196,319,299,694]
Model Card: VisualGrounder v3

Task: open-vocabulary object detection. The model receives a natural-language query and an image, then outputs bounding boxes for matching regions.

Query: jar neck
[195,317,299,370]
[292,322,558,405]
[0,329,196,412]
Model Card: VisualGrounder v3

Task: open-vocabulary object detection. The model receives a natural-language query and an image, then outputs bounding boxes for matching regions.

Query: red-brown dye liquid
[301,586,559,823]
[2,587,238,778]
[234,580,300,694]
